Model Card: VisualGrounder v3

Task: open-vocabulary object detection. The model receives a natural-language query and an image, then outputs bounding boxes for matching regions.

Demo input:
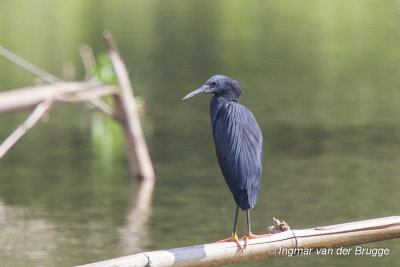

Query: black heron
[182,75,269,248]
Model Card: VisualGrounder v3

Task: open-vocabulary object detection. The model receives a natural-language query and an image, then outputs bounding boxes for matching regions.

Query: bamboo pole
[103,31,155,181]
[76,216,400,267]
[0,82,118,114]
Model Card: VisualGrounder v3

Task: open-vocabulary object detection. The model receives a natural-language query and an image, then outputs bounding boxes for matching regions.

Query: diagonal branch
[0,82,118,158]
[0,100,52,159]
[0,44,113,116]
[0,45,61,83]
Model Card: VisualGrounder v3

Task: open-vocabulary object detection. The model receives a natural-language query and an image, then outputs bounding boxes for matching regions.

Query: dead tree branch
[0,100,52,158]
[0,82,118,114]
[0,45,61,83]
[103,31,155,181]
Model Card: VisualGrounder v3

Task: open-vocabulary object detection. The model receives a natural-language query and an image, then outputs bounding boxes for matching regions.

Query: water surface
[1,1,400,266]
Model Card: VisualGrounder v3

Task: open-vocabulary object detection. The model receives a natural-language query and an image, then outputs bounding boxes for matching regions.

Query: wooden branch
[80,45,97,81]
[77,216,400,267]
[0,38,153,179]
[0,82,118,114]
[0,100,52,158]
[103,31,155,181]
[0,44,114,116]
[0,82,118,157]
[0,44,61,83]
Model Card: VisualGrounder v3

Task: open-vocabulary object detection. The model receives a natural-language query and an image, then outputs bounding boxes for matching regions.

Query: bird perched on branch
[182,75,269,248]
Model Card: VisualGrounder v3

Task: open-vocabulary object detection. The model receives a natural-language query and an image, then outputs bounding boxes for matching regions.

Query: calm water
[1,1,400,266]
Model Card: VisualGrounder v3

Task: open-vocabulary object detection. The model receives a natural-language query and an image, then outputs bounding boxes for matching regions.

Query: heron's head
[182,75,243,101]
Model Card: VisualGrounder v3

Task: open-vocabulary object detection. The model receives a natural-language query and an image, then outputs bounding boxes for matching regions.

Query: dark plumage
[183,75,268,248]
[209,77,262,210]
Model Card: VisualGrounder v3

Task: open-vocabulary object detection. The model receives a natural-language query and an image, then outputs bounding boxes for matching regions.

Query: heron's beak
[182,85,211,100]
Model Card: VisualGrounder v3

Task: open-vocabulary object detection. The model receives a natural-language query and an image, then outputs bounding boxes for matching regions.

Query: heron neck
[210,95,238,131]
[219,90,241,101]
[210,95,230,111]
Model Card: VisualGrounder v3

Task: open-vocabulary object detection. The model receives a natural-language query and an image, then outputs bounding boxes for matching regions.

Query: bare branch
[103,31,155,181]
[0,100,52,158]
[88,98,114,116]
[0,82,118,114]
[0,45,61,83]
[0,44,114,116]
[80,45,97,81]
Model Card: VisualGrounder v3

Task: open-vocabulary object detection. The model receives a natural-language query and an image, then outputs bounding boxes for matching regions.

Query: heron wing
[212,102,263,209]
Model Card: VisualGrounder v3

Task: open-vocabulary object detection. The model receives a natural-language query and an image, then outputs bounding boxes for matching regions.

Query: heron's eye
[211,81,218,86]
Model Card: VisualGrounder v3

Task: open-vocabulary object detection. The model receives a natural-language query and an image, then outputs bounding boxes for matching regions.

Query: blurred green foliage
[93,53,117,85]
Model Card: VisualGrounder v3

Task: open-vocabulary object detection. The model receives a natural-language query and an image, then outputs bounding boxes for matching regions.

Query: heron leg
[217,205,242,249]
[241,209,271,247]
[232,205,239,234]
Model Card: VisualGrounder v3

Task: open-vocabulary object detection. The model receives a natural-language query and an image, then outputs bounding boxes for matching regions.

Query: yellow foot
[241,232,271,247]
[216,232,242,249]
